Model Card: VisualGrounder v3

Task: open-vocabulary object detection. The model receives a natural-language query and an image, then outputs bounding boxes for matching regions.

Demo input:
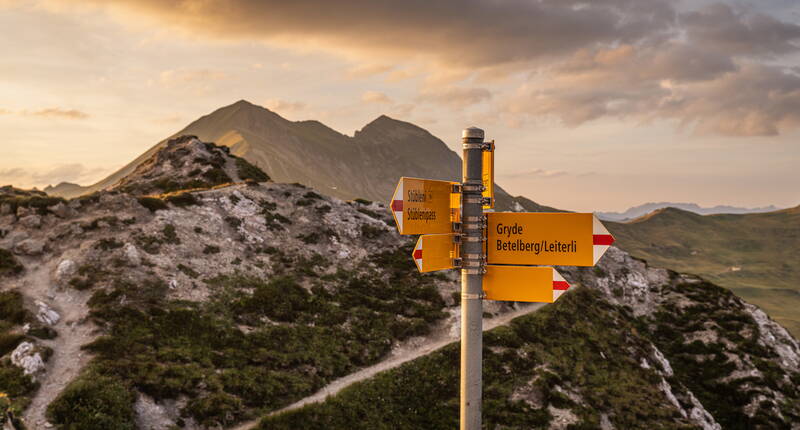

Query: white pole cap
[462,127,484,140]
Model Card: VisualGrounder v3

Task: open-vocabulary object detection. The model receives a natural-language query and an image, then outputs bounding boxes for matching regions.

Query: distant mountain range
[43,100,557,213]
[596,202,781,221]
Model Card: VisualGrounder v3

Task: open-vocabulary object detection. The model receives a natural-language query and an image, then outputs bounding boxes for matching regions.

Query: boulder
[13,239,45,256]
[0,203,12,216]
[48,202,72,218]
[35,301,60,326]
[15,206,32,218]
[10,342,45,376]
[18,215,42,229]
[124,243,141,266]
[55,259,77,283]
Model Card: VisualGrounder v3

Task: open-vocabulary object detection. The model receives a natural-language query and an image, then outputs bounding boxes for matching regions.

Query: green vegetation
[203,245,221,254]
[607,206,800,336]
[94,238,124,251]
[177,263,199,279]
[0,291,38,420]
[68,264,110,290]
[236,157,271,182]
[55,242,447,428]
[47,372,135,430]
[0,249,23,277]
[259,288,692,430]
[0,190,65,216]
[136,196,168,212]
[164,191,201,207]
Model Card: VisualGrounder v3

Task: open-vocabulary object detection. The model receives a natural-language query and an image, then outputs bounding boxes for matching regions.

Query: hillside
[1,137,797,429]
[45,100,548,212]
[607,206,800,337]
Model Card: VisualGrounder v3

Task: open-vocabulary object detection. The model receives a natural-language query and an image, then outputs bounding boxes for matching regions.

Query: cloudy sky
[1,0,799,212]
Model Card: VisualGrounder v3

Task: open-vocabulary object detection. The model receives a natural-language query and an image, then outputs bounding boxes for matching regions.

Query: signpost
[483,265,570,303]
[390,177,457,235]
[482,141,494,209]
[487,212,614,266]
[388,127,615,430]
[412,234,460,273]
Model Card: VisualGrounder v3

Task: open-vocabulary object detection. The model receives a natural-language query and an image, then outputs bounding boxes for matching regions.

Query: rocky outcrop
[10,342,45,378]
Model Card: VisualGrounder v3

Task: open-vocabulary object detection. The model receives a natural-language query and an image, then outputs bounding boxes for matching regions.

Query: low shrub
[203,245,221,255]
[165,192,200,207]
[0,249,23,277]
[236,158,270,182]
[137,197,168,212]
[47,372,136,430]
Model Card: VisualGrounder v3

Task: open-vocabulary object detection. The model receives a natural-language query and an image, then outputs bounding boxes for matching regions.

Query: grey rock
[5,230,29,246]
[0,203,12,215]
[10,341,45,377]
[0,215,15,228]
[14,238,45,255]
[55,259,77,283]
[19,215,42,229]
[35,301,60,326]
[48,202,72,218]
[15,206,32,218]
[124,243,141,266]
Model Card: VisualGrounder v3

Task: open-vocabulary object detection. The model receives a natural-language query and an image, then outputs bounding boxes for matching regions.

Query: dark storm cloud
[50,0,800,136]
[64,0,678,67]
[682,3,800,57]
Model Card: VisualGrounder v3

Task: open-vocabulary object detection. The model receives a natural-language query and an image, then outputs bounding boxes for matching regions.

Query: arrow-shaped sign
[390,177,458,235]
[486,212,615,266]
[412,233,459,273]
[483,265,571,303]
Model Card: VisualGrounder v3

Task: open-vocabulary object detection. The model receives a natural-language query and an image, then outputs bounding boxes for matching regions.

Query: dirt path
[20,260,96,429]
[232,303,545,430]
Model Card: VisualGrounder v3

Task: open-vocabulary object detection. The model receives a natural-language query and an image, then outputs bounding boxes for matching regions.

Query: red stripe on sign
[553,281,570,291]
[593,234,615,245]
[413,249,422,260]
[391,199,403,211]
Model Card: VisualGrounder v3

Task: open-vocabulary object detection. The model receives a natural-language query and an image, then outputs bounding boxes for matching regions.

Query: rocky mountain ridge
[43,100,555,213]
[1,137,798,429]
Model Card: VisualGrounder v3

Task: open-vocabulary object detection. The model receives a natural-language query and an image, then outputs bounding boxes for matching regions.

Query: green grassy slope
[606,206,800,336]
[258,288,696,430]
[259,282,800,429]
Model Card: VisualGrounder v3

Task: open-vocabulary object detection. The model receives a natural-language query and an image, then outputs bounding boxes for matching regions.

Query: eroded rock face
[11,342,45,377]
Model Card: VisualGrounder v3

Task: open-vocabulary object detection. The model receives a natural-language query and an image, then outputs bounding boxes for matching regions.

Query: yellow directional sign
[390,177,457,235]
[482,141,494,209]
[412,234,459,273]
[483,265,570,303]
[486,212,615,266]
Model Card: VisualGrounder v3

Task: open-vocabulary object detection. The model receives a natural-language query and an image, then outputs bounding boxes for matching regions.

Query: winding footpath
[20,261,96,429]
[232,303,545,430]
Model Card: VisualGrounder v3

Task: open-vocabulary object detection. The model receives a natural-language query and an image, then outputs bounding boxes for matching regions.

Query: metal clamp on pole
[461,182,485,193]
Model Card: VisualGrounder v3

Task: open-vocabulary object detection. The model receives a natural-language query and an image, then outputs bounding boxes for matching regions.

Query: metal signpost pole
[460,127,485,430]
